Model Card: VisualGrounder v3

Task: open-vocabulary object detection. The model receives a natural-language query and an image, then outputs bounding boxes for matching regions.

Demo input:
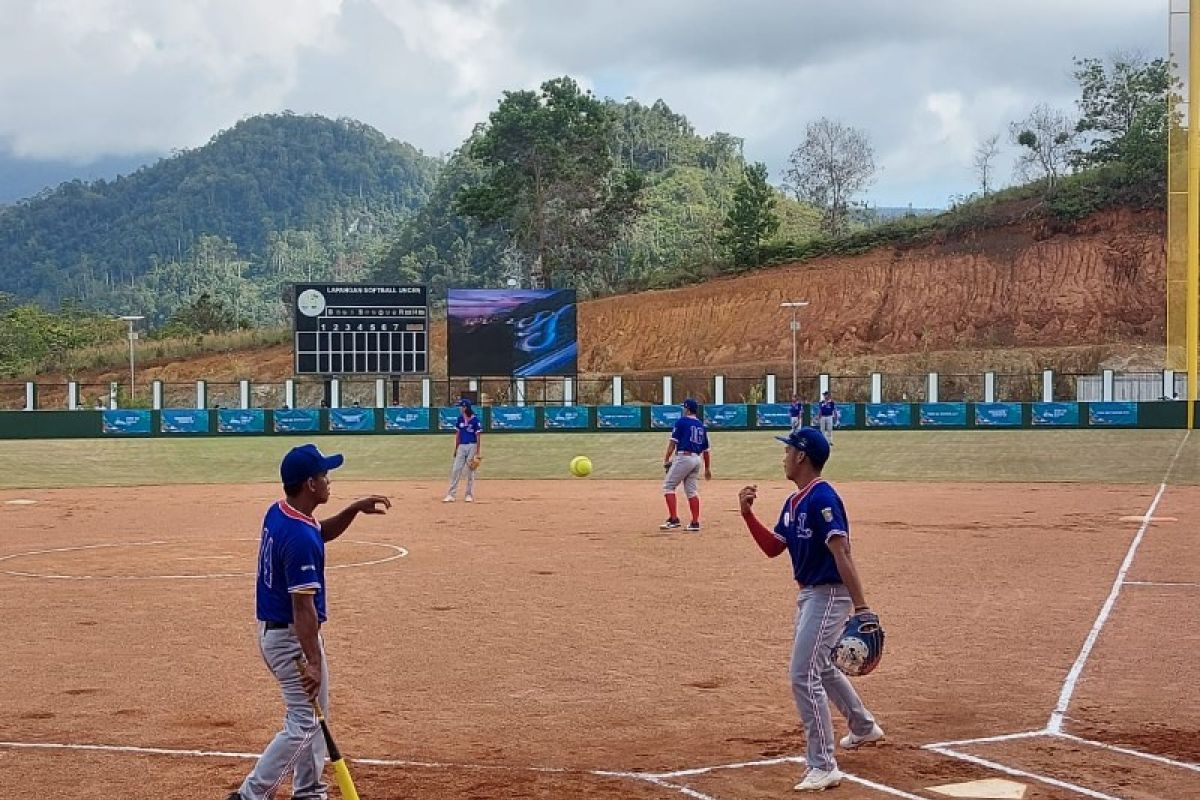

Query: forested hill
[0,113,439,319]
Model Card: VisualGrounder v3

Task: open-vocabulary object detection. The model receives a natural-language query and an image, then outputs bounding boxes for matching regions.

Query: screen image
[447,289,578,377]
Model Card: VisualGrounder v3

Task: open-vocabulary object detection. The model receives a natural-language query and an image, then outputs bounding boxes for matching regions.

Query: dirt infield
[2,478,1196,799]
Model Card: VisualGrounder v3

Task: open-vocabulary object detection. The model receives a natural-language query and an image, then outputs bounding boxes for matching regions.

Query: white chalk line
[1050,732,1200,774]
[926,746,1122,800]
[0,539,407,580]
[0,739,923,799]
[1121,580,1200,587]
[922,729,1047,749]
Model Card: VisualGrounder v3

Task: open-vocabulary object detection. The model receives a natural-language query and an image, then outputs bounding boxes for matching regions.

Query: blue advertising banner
[329,408,376,432]
[703,404,748,429]
[810,403,858,429]
[438,407,461,431]
[489,406,537,430]
[651,405,683,429]
[596,405,643,429]
[273,408,320,433]
[864,403,911,428]
[1031,402,1080,427]
[384,407,430,432]
[756,403,792,428]
[1088,402,1138,427]
[161,409,210,434]
[975,402,1023,427]
[543,406,589,429]
[102,410,151,434]
[919,402,968,427]
[218,409,265,433]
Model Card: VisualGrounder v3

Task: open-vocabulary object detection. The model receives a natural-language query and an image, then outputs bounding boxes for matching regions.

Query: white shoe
[464,495,474,503]
[442,494,455,503]
[840,723,884,750]
[794,767,843,792]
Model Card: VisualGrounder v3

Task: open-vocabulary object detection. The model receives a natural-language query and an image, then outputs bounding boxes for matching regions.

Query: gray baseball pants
[237,624,330,800]
[662,452,701,498]
[790,584,876,773]
[818,415,834,442]
[447,443,478,497]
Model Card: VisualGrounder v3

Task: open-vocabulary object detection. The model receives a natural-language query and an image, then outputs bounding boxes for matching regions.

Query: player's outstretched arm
[738,486,786,558]
[320,496,391,542]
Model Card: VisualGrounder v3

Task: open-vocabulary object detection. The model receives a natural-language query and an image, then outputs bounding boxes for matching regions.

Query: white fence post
[195,380,206,410]
[240,380,251,409]
[152,380,163,410]
[765,374,776,404]
[611,376,622,406]
[24,382,35,411]
[375,378,386,409]
[819,374,831,396]
[662,376,673,405]
[1102,369,1114,402]
[563,377,574,405]
[110,382,119,409]
[1042,370,1054,402]
[421,378,431,407]
[870,373,882,404]
[516,378,527,407]
[330,378,341,408]
[984,372,996,403]
[68,381,79,411]
[714,375,725,405]
[285,379,295,409]
[927,372,939,403]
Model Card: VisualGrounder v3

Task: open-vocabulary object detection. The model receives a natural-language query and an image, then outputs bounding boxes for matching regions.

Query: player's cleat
[225,792,244,800]
[464,494,474,503]
[685,521,701,532]
[442,494,455,503]
[659,518,681,530]
[839,723,884,749]
[793,767,843,791]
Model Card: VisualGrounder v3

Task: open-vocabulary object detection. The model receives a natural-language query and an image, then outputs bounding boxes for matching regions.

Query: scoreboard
[292,283,428,375]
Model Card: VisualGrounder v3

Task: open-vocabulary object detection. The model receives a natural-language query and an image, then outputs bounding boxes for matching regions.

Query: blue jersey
[256,501,327,624]
[671,415,709,454]
[456,414,481,444]
[772,478,849,586]
[789,402,803,419]
[818,400,837,418]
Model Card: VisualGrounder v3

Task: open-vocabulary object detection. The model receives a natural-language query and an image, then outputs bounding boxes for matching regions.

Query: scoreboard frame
[292,283,429,376]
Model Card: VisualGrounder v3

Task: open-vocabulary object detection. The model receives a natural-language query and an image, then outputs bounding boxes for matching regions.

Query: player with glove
[444,399,481,503]
[738,427,884,792]
[660,398,712,532]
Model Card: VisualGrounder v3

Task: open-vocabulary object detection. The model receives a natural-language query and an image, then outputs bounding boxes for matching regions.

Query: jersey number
[689,427,705,446]
[259,532,273,589]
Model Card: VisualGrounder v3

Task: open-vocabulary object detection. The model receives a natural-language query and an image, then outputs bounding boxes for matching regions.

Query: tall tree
[973,134,1001,195]
[783,118,875,236]
[1071,53,1172,176]
[1010,104,1077,186]
[719,163,780,269]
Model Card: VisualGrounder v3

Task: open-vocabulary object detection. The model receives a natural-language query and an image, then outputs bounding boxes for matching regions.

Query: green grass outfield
[0,430,1194,489]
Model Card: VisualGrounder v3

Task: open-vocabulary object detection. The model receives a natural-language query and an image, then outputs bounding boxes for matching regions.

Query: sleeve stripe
[288,582,321,592]
[771,531,787,543]
[825,530,848,543]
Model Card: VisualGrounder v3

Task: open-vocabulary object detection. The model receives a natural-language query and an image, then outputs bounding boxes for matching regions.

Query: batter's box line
[0,740,924,800]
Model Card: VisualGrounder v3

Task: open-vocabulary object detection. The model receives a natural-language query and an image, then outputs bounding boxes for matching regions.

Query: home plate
[3,499,38,506]
[1118,515,1177,523]
[927,778,1027,799]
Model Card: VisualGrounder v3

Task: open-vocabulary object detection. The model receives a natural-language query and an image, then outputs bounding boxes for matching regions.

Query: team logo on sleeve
[822,508,834,523]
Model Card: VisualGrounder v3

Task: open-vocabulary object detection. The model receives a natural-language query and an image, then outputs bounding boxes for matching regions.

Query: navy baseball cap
[281,444,344,485]
[457,398,473,407]
[775,427,831,468]
[682,398,699,413]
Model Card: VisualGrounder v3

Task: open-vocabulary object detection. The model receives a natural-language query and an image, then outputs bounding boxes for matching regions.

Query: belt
[263,621,290,630]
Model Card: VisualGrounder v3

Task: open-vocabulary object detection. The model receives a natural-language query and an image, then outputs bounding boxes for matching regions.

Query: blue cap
[682,398,699,414]
[281,444,344,485]
[775,427,831,468]
[457,398,473,408]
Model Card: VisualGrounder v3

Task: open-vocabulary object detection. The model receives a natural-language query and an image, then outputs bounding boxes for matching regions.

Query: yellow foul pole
[1189,0,1200,428]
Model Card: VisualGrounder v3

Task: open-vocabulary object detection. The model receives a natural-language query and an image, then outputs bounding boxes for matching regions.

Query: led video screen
[447,289,578,377]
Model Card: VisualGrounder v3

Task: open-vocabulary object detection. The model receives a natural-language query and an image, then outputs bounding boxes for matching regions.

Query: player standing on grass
[817,391,838,445]
[789,395,804,432]
[444,398,481,503]
[660,398,712,532]
[737,428,883,792]
[228,444,389,800]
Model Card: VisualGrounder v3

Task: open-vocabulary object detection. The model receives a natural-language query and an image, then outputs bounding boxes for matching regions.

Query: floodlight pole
[780,301,809,398]
[119,315,144,402]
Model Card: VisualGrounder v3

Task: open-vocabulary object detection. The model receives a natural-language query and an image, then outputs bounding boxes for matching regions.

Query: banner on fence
[329,408,376,432]
[543,406,588,429]
[438,407,461,431]
[1088,401,1138,427]
[273,408,320,433]
[218,409,265,433]
[704,404,748,429]
[102,410,151,434]
[1031,402,1080,427]
[864,403,911,428]
[755,403,791,428]
[651,405,683,429]
[919,402,967,427]
[161,409,210,434]
[596,405,643,429]
[489,406,537,430]
[810,403,857,429]
[974,402,1023,427]
[384,407,430,431]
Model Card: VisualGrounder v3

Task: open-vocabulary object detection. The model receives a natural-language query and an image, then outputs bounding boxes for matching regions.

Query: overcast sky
[0,0,1167,207]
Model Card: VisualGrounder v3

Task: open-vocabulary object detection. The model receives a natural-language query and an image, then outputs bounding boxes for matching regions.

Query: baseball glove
[468,455,482,471]
[832,610,885,677]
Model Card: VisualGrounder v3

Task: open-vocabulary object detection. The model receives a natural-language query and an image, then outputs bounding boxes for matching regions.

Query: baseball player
[817,391,838,444]
[660,398,712,532]
[228,444,390,800]
[737,428,883,792]
[789,395,803,432]
[444,398,481,502]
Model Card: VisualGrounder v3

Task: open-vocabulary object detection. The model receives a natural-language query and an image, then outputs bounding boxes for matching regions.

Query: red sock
[688,496,700,523]
[665,493,678,519]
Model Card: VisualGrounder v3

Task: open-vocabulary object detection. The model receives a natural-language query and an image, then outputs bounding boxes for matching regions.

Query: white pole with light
[780,301,809,398]
[119,315,144,403]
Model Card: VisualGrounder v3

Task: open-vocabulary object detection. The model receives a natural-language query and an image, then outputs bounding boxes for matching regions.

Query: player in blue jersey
[789,395,803,432]
[737,428,883,792]
[817,391,838,445]
[444,398,482,503]
[660,398,712,532]
[228,444,390,800]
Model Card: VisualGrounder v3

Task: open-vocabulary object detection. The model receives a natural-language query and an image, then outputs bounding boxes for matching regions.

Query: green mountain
[0,113,439,323]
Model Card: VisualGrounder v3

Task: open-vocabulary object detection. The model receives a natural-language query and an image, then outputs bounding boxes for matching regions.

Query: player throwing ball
[660,398,711,531]
[737,428,884,792]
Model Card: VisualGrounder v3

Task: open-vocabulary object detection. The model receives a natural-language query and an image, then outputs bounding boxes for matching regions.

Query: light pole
[780,301,809,398]
[119,315,144,403]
